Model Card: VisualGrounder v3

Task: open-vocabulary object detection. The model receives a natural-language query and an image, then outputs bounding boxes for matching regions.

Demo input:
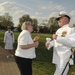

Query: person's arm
[56,34,75,47]
[19,32,39,50]
[20,41,39,49]
[45,40,54,50]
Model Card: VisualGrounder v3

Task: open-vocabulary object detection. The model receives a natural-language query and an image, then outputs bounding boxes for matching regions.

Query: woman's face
[27,24,33,32]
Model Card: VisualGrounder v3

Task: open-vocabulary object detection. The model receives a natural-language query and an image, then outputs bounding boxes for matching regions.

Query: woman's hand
[33,36,40,42]
[34,41,39,47]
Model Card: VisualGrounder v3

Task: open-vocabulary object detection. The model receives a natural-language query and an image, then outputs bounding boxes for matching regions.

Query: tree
[38,26,50,33]
[18,14,38,32]
[17,24,21,32]
[48,17,59,34]
[0,16,3,29]
[17,14,32,31]
[19,14,32,25]
[32,18,38,32]
[41,20,49,27]
[0,13,14,30]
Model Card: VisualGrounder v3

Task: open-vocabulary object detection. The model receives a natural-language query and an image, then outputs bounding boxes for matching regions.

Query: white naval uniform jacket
[48,24,75,68]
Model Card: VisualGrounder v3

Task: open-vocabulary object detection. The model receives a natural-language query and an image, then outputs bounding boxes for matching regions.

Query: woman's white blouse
[15,30,36,59]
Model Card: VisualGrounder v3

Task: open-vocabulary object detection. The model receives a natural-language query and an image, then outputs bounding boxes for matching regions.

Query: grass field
[0,31,75,75]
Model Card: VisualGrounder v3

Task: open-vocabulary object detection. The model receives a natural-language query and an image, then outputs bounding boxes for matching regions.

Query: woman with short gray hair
[15,21,40,75]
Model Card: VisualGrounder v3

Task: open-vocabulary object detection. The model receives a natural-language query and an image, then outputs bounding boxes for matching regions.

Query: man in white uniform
[45,12,75,75]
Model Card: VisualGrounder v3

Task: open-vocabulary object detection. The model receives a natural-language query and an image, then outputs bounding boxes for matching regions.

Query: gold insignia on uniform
[69,25,75,28]
[61,31,67,37]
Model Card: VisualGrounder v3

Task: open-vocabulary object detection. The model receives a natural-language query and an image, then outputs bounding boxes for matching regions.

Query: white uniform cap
[56,11,71,21]
[59,11,67,15]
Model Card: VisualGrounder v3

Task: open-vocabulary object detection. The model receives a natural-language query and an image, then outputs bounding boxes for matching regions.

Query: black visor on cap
[56,14,70,21]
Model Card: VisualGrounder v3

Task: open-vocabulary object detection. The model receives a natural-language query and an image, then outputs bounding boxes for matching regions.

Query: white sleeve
[19,33,29,45]
[56,33,75,47]
[48,40,54,50]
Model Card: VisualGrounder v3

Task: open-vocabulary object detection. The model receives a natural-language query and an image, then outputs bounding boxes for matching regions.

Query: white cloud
[15,3,35,11]
[70,18,75,25]
[38,0,64,11]
[70,10,75,17]
[38,16,47,20]
[0,1,30,26]
[35,12,42,16]
[49,12,58,18]
[0,6,4,12]
[41,7,47,10]
[54,5,64,10]
[40,5,64,11]
[0,1,15,10]
[0,0,75,26]
[31,15,47,20]
[69,10,75,24]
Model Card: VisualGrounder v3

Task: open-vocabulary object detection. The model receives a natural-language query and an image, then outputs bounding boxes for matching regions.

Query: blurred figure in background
[4,26,15,58]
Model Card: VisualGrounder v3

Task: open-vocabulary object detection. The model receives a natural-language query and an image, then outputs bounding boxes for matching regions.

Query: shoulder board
[69,25,75,28]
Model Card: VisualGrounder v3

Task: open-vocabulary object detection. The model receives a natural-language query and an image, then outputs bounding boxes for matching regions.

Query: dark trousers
[15,56,32,75]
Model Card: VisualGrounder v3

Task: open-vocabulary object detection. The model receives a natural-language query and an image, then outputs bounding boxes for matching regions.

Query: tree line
[0,13,60,34]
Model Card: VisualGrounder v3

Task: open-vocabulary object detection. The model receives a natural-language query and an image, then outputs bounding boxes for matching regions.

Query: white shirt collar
[62,24,69,28]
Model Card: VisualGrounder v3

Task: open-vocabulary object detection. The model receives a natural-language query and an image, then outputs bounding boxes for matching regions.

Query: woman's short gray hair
[21,21,32,30]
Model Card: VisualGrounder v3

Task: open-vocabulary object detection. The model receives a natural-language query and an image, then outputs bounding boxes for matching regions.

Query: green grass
[0,31,75,75]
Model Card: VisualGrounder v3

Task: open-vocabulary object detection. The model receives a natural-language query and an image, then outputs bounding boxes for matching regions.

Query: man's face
[58,17,69,27]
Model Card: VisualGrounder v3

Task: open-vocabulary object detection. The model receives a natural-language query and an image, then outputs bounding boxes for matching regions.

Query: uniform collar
[62,24,69,28]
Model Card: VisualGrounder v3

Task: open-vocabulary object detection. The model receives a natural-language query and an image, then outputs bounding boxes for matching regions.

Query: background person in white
[4,26,14,58]
[45,12,75,75]
[15,21,40,75]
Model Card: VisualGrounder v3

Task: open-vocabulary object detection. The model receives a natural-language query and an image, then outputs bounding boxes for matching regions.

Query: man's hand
[52,34,58,39]
[45,42,50,48]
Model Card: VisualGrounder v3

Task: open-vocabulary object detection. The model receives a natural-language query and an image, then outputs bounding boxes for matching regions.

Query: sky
[0,0,75,27]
